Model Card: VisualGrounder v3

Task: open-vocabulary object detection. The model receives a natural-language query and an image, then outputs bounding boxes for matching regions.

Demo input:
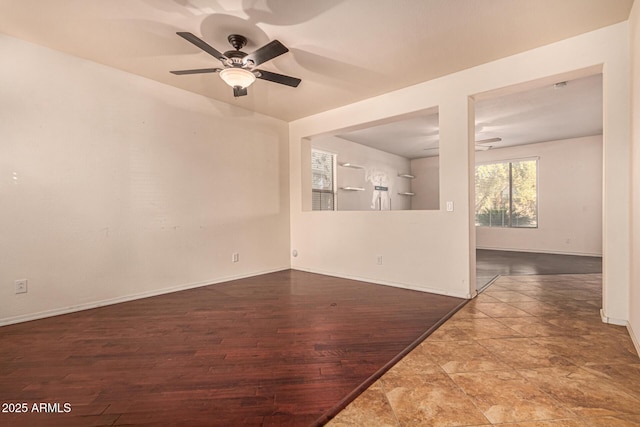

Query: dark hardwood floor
[476,249,603,289]
[0,270,465,427]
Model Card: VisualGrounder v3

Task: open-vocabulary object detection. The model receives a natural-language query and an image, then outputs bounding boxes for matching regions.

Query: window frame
[475,157,539,229]
[311,148,338,211]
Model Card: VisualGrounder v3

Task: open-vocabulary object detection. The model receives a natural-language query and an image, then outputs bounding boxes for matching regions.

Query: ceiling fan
[475,137,502,151]
[421,137,502,153]
[170,32,301,97]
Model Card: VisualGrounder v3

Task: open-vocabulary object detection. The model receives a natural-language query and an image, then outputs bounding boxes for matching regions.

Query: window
[475,159,537,228]
[311,149,336,211]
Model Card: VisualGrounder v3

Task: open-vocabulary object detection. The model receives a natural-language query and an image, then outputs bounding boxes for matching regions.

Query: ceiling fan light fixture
[219,67,256,89]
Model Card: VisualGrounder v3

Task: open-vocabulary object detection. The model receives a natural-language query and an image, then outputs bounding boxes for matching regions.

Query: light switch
[446,201,454,212]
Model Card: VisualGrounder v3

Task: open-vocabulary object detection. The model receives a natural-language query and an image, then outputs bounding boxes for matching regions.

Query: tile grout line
[378,379,402,427]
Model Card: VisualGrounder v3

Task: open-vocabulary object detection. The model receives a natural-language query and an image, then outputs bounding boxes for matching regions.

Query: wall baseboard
[476,246,602,257]
[600,309,628,326]
[0,267,290,327]
[292,267,472,299]
[628,322,640,358]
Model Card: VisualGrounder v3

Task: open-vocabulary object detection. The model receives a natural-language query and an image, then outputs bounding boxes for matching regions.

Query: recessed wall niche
[302,108,440,211]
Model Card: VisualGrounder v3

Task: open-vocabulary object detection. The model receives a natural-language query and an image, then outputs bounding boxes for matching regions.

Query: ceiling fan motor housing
[224,52,248,67]
[225,35,251,67]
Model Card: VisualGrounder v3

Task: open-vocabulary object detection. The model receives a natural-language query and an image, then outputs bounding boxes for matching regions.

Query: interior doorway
[471,73,604,290]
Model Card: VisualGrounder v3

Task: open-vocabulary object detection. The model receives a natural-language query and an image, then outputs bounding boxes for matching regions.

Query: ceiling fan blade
[233,87,248,97]
[176,32,228,62]
[475,137,502,145]
[244,40,289,66]
[170,68,222,75]
[255,70,301,87]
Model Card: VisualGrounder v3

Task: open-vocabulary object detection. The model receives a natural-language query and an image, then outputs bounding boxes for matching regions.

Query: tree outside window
[475,159,537,228]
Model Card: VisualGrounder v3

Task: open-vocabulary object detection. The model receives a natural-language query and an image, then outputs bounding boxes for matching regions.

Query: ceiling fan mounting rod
[223,35,250,67]
[227,34,247,50]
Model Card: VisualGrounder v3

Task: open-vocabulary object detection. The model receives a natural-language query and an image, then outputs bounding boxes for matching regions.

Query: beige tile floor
[327,274,640,427]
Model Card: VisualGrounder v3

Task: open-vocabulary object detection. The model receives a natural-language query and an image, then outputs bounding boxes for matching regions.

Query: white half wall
[475,136,603,256]
[629,0,640,355]
[0,35,290,325]
[289,23,630,313]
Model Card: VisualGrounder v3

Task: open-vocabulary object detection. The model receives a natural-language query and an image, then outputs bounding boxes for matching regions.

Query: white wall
[475,136,603,256]
[289,23,631,312]
[410,156,440,210]
[1,20,634,332]
[629,0,640,355]
[311,136,412,211]
[0,35,290,325]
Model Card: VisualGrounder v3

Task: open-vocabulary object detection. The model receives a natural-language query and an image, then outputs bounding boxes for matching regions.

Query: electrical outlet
[232,253,239,263]
[15,279,28,294]
[377,255,383,265]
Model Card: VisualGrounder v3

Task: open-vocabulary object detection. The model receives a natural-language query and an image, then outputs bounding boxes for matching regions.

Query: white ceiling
[475,74,603,149]
[336,111,441,159]
[335,73,603,159]
[0,0,633,122]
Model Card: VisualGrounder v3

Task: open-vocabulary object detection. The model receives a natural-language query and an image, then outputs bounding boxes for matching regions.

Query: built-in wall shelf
[340,163,364,169]
[398,173,415,179]
[340,186,365,191]
[397,192,415,196]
